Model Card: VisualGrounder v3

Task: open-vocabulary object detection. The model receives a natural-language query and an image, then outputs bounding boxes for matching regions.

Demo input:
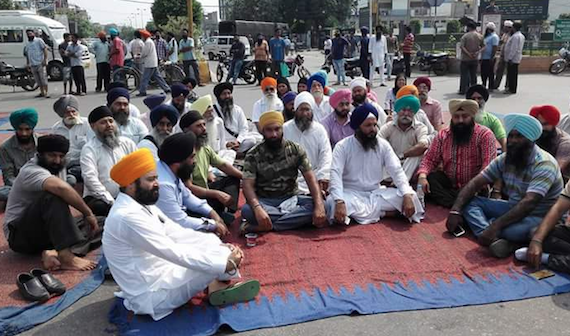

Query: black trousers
[71,66,86,93]
[84,195,112,217]
[459,60,478,94]
[96,62,111,92]
[426,171,460,209]
[403,53,411,78]
[183,60,201,85]
[207,176,240,214]
[506,62,519,93]
[360,58,370,79]
[254,60,268,83]
[542,225,570,274]
[480,59,495,90]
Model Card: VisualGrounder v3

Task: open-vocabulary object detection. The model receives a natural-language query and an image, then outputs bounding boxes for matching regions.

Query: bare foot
[58,249,97,271]
[41,250,61,271]
[208,280,231,293]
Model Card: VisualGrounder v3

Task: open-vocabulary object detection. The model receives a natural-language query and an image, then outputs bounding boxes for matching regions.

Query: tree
[409,20,421,34]
[559,13,570,20]
[145,21,157,32]
[120,26,136,40]
[59,9,95,37]
[446,20,460,34]
[0,0,21,10]
[151,0,203,27]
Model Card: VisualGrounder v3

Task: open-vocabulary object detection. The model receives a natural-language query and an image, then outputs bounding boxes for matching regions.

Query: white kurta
[51,117,92,167]
[369,34,387,85]
[103,193,236,321]
[283,120,332,194]
[313,96,333,123]
[328,135,424,224]
[252,96,284,123]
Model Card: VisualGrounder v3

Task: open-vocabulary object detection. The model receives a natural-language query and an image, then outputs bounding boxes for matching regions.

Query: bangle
[531,239,543,245]
[253,204,262,209]
[449,210,461,216]
[226,259,238,276]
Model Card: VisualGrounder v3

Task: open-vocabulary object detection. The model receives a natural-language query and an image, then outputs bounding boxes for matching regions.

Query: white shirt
[167,38,178,63]
[102,193,229,320]
[128,38,144,62]
[369,35,387,56]
[252,96,284,123]
[324,39,332,51]
[51,117,92,166]
[118,117,149,144]
[81,136,137,203]
[129,103,141,119]
[207,116,226,152]
[137,138,158,161]
[504,31,525,64]
[213,103,250,143]
[415,108,436,142]
[141,38,159,68]
[313,96,333,123]
[283,120,332,194]
[329,135,414,202]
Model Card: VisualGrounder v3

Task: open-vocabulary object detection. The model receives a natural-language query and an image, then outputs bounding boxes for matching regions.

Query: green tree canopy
[0,0,22,10]
[446,20,460,34]
[151,0,203,27]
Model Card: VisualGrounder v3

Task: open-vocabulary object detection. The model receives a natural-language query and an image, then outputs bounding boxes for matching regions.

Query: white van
[0,10,90,81]
[203,36,251,60]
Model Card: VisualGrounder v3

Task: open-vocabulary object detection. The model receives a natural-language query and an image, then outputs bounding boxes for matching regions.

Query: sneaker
[489,239,515,258]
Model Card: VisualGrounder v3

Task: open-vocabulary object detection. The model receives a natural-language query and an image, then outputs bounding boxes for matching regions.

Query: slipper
[209,279,260,306]
[16,273,50,302]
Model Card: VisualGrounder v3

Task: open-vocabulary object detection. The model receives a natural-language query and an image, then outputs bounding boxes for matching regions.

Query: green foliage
[446,20,460,34]
[145,21,157,32]
[59,9,94,38]
[120,26,136,40]
[559,13,570,20]
[151,0,203,27]
[0,0,21,10]
[158,15,203,59]
[409,20,421,34]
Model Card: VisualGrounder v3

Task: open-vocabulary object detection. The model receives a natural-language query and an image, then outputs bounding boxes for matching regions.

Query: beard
[312,91,324,101]
[16,133,33,145]
[151,128,171,147]
[172,100,185,113]
[335,107,350,118]
[37,154,66,175]
[264,136,283,151]
[283,108,295,121]
[63,115,81,127]
[196,133,208,148]
[134,180,159,205]
[219,98,233,120]
[294,114,313,132]
[506,140,534,172]
[419,92,428,101]
[176,161,195,181]
[96,128,120,148]
[352,93,366,105]
[113,110,129,126]
[264,93,280,111]
[451,120,475,145]
[536,129,557,154]
[398,115,413,125]
[355,128,378,151]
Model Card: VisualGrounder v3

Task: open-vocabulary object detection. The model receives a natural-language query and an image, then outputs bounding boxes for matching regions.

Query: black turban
[150,104,179,128]
[179,110,204,130]
[214,82,233,99]
[89,106,114,124]
[37,134,70,154]
[158,132,196,165]
[466,84,489,102]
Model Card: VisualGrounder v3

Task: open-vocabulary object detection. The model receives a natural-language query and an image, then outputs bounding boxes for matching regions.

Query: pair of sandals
[208,279,261,306]
[17,269,66,302]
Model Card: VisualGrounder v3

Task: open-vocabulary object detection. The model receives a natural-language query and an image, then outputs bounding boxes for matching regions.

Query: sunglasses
[264,87,276,93]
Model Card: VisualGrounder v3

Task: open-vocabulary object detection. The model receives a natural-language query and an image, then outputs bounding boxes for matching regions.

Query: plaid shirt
[417,124,497,189]
[154,38,168,61]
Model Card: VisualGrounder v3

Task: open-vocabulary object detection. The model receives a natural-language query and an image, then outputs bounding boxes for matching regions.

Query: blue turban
[150,104,179,128]
[307,71,327,91]
[171,83,190,98]
[394,95,421,114]
[143,94,167,110]
[504,113,543,142]
[107,87,130,106]
[10,108,38,129]
[350,102,378,130]
[282,91,297,105]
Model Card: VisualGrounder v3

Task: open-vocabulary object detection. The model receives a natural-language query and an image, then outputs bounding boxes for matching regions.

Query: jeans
[480,59,495,90]
[84,195,112,217]
[241,195,315,231]
[183,60,200,84]
[71,66,86,93]
[139,67,171,95]
[207,176,240,213]
[386,53,395,78]
[96,62,111,91]
[459,60,478,93]
[506,62,519,93]
[463,196,542,242]
[332,58,346,83]
[403,53,412,78]
[227,59,243,84]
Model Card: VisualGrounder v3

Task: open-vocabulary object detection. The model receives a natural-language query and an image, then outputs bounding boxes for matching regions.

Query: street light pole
[187,0,194,37]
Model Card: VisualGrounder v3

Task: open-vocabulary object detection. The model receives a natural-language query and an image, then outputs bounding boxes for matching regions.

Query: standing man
[24,29,49,98]
[459,22,485,95]
[128,30,144,73]
[359,27,370,79]
[92,31,111,93]
[66,33,87,96]
[481,22,499,90]
[369,25,388,87]
[137,30,171,97]
[269,29,287,77]
[166,32,178,64]
[179,29,201,85]
[331,31,349,86]
[58,33,74,95]
[227,35,246,85]
[323,35,332,61]
[401,26,414,78]
[153,30,169,63]
[503,22,525,95]
[493,20,513,91]
[108,28,124,75]
[385,30,399,81]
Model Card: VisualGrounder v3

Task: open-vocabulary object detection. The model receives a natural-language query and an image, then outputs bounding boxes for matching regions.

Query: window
[0,29,24,43]
[218,38,228,45]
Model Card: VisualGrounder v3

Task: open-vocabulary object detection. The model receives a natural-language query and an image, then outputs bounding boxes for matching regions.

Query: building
[203,11,219,37]
[13,0,68,12]
[219,0,230,21]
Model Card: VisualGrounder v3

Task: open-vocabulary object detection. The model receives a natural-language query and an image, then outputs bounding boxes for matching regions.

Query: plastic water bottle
[416,184,425,209]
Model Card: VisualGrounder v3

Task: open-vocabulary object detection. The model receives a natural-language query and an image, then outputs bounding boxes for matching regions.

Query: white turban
[503,20,513,27]
[294,91,316,111]
[350,77,366,90]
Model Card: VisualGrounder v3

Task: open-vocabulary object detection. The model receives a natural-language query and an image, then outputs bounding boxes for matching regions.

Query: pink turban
[329,89,352,109]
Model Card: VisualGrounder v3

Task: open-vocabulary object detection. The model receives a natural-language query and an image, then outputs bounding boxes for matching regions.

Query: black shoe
[136,93,147,97]
[489,239,515,258]
[31,269,66,296]
[17,273,50,302]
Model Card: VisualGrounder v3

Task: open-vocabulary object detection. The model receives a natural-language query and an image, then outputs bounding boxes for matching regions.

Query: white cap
[503,20,513,27]
[294,91,316,111]
[349,77,366,90]
[486,22,496,30]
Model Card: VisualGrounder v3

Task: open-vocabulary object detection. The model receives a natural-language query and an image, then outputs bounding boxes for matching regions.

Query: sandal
[209,279,260,306]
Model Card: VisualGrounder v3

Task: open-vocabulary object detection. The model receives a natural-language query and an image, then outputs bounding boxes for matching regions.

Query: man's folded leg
[272,195,315,231]
[462,196,512,237]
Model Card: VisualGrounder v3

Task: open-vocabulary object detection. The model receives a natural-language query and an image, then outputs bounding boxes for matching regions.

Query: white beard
[265,93,280,111]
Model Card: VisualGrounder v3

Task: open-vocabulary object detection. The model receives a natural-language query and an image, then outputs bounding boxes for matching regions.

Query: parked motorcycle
[216,55,256,84]
[0,61,38,91]
[549,43,570,75]
[321,54,362,79]
[416,51,449,76]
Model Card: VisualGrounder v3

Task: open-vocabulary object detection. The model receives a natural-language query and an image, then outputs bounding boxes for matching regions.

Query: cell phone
[452,225,466,237]
[530,269,555,280]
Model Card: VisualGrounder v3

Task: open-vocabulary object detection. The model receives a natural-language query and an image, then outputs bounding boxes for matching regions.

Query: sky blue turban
[350,102,378,130]
[504,113,543,142]
[10,108,38,129]
[394,95,420,114]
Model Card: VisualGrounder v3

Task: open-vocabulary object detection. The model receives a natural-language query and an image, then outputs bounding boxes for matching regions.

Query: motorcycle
[216,55,256,84]
[549,43,570,75]
[416,51,449,76]
[0,61,38,91]
[321,53,362,79]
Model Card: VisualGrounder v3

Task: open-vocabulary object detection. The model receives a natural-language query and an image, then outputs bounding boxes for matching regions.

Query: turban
[97,31,106,39]
[504,20,513,27]
[413,77,431,91]
[182,77,197,88]
[108,28,119,36]
[261,77,277,92]
[504,114,543,142]
[350,103,378,130]
[158,133,196,165]
[394,95,421,114]
[486,22,496,30]
[448,99,479,117]
[259,111,284,130]
[110,148,156,187]
[150,104,179,128]
[214,82,233,99]
[37,134,69,154]
[294,91,316,111]
[53,95,79,117]
[530,105,560,127]
[107,87,130,106]
[10,108,38,129]
[324,86,335,96]
[329,89,352,109]
[179,110,204,130]
[349,77,366,90]
[307,71,327,91]
[143,94,167,110]
[191,95,213,115]
[140,29,151,39]
[466,84,489,102]
[282,91,297,105]
[395,85,419,99]
[89,105,114,124]
[171,83,190,98]
[108,81,127,91]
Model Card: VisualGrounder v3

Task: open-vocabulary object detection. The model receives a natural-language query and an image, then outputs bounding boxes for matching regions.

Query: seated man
[241,112,327,232]
[169,83,192,120]
[103,148,259,321]
[395,85,436,141]
[137,104,178,161]
[252,77,284,131]
[530,105,570,181]
[107,81,142,119]
[81,106,137,216]
[107,87,149,143]
[379,95,428,182]
[307,71,333,122]
[283,92,332,194]
[322,89,354,149]
[414,77,444,131]
[191,95,227,154]
[350,77,386,126]
[327,103,423,225]
[281,91,297,121]
[0,108,38,202]
[447,114,563,258]
[466,85,507,152]
[182,77,198,103]
[417,99,497,208]
[5,135,99,272]
[179,111,243,215]
[155,133,229,235]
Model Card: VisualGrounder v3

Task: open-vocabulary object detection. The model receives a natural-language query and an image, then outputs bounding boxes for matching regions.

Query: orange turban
[140,29,152,39]
[260,77,277,92]
[110,148,156,188]
[259,111,284,130]
[97,31,106,39]
[396,85,419,99]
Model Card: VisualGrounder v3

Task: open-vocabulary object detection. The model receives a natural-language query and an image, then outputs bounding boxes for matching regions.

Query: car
[202,36,251,61]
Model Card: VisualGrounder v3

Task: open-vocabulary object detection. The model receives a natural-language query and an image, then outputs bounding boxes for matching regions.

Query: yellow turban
[110,148,156,188]
[259,111,284,130]
[449,99,479,117]
[396,85,419,99]
[190,94,213,115]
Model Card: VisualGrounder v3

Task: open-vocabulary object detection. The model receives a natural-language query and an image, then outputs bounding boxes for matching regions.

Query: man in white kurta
[350,77,386,126]
[307,72,333,123]
[327,103,424,225]
[252,77,284,131]
[368,26,388,87]
[107,88,149,143]
[283,92,332,194]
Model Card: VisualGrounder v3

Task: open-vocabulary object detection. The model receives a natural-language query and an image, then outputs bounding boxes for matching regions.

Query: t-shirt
[179,37,195,61]
[192,145,224,189]
[59,41,71,67]
[477,112,506,141]
[269,37,286,61]
[331,37,348,60]
[243,140,312,198]
[460,31,484,61]
[482,33,499,60]
[110,37,125,68]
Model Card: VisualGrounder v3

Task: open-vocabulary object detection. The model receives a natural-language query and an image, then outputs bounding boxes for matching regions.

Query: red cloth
[413,77,431,91]
[402,33,415,54]
[110,37,125,68]
[530,105,560,126]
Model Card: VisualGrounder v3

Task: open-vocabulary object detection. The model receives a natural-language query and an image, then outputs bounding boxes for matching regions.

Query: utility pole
[187,0,193,37]
[369,0,372,29]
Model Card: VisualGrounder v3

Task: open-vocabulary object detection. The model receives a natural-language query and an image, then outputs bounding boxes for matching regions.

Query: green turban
[394,95,421,114]
[10,108,39,129]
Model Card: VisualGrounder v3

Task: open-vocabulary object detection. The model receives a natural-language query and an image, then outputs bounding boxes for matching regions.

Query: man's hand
[215,191,233,207]
[527,240,544,269]
[445,213,463,233]
[418,175,430,194]
[319,180,330,194]
[478,225,499,246]
[312,204,327,228]
[334,201,347,225]
[253,206,272,231]
[402,194,415,218]
[225,247,244,273]
[208,172,217,183]
[214,221,230,237]
[85,214,100,237]
[226,141,240,151]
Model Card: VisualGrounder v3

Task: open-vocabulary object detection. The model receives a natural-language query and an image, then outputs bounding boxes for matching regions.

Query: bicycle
[111,59,186,93]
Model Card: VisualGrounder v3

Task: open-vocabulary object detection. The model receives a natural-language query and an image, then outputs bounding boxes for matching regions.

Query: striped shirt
[402,33,414,54]
[482,146,563,217]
